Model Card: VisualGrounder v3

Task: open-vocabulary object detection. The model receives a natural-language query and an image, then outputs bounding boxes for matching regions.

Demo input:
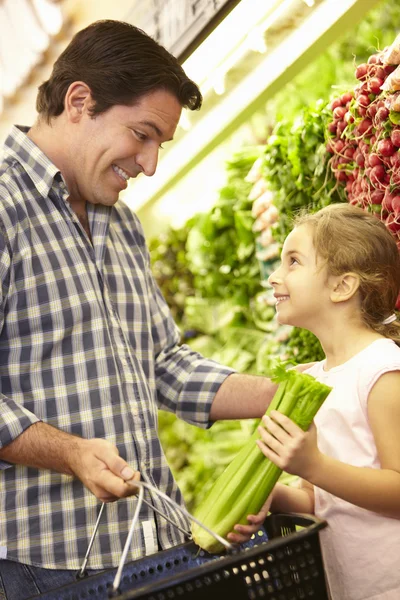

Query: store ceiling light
[123,0,380,213]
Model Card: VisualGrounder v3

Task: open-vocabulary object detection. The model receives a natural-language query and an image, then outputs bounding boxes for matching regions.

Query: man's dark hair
[37,20,202,121]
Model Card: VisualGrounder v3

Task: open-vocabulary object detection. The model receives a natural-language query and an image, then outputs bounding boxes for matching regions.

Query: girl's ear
[64,82,93,123]
[330,272,360,304]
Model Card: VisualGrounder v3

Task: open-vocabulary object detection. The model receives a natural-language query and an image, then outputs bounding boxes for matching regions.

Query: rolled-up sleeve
[147,252,234,427]
[0,218,40,466]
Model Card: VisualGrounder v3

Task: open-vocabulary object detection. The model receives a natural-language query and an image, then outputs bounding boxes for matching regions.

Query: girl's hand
[227,493,273,545]
[256,411,321,481]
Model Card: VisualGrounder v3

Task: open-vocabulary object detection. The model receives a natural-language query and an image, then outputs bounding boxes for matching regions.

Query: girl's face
[268,224,333,328]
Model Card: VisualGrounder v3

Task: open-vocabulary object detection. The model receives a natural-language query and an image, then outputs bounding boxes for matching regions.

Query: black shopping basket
[32,512,328,600]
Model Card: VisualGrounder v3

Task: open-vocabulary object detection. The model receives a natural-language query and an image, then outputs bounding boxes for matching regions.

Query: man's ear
[64,82,93,123]
[330,272,360,304]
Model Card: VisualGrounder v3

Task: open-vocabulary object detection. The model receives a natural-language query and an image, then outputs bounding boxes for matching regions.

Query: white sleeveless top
[306,338,400,600]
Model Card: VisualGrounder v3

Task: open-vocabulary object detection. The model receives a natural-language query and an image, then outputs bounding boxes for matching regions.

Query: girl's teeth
[113,165,129,181]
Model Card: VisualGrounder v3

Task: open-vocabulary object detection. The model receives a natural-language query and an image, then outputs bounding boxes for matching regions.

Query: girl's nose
[268,268,281,287]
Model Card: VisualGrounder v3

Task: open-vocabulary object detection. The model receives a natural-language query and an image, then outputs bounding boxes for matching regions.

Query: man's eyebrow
[138,120,174,142]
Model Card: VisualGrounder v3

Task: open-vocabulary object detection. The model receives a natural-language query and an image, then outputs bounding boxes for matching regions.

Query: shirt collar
[3,125,65,198]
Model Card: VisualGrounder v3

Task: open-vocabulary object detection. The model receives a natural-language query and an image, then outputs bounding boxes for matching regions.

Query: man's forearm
[209,373,278,420]
[0,421,81,475]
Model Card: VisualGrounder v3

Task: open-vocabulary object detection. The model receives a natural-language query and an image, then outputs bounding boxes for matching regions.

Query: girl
[228,203,400,600]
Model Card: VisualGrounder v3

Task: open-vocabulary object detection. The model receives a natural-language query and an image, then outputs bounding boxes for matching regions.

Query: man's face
[66,88,182,207]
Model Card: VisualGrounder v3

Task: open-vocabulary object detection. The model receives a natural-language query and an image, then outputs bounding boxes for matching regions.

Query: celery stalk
[191,368,331,553]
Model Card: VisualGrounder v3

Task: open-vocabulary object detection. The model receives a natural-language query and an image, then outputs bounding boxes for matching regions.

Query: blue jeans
[0,560,102,599]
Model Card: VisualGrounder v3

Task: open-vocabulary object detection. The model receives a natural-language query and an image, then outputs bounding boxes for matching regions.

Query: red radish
[370,189,384,204]
[355,63,368,80]
[358,118,373,134]
[357,106,368,117]
[378,138,395,157]
[383,191,394,212]
[341,92,353,104]
[391,129,400,147]
[356,153,365,168]
[375,107,389,123]
[368,77,384,95]
[335,139,345,153]
[331,98,342,110]
[344,147,355,159]
[369,164,386,187]
[385,64,396,76]
[372,66,386,80]
[386,213,400,233]
[333,106,347,119]
[337,120,347,135]
[326,142,334,154]
[328,121,338,133]
[368,54,379,64]
[367,103,378,119]
[335,170,348,182]
[393,196,400,216]
[358,94,371,108]
[368,153,383,167]
[390,151,400,168]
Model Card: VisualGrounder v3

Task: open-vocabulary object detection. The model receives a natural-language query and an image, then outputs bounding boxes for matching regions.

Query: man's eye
[135,131,147,141]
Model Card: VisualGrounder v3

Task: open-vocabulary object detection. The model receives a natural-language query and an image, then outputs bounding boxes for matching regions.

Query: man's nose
[137,147,158,177]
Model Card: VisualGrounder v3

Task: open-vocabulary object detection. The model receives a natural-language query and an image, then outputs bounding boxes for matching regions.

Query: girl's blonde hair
[295,203,400,343]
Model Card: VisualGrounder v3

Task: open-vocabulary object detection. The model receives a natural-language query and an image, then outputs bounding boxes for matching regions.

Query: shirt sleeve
[0,203,40,465]
[142,231,235,428]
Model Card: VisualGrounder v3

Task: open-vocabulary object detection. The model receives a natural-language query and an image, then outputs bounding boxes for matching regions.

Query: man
[0,20,280,599]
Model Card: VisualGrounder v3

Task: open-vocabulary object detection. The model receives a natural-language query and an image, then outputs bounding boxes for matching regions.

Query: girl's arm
[258,370,400,519]
[227,480,314,545]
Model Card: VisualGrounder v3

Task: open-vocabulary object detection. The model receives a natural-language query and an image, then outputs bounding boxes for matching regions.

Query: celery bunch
[191,365,332,553]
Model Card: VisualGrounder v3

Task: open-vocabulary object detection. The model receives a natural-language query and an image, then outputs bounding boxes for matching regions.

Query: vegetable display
[191,366,332,553]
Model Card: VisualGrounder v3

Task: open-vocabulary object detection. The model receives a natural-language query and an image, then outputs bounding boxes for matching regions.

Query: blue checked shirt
[0,126,233,569]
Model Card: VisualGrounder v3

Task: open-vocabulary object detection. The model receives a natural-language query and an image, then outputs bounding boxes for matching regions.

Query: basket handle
[78,480,235,597]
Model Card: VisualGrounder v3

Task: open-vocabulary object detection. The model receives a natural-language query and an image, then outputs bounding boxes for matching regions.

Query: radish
[356,153,365,168]
[392,196,400,217]
[328,121,338,133]
[390,151,400,168]
[368,153,383,167]
[333,106,347,119]
[344,147,355,160]
[378,138,395,157]
[358,118,373,135]
[335,139,345,153]
[358,94,371,108]
[337,120,347,135]
[369,164,386,187]
[368,77,384,95]
[331,98,342,110]
[370,189,384,204]
[386,213,400,233]
[383,191,394,212]
[355,63,368,80]
[341,92,353,104]
[391,129,400,147]
[375,107,389,123]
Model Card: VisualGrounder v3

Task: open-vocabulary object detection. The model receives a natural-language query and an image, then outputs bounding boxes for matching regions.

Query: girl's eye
[289,256,299,266]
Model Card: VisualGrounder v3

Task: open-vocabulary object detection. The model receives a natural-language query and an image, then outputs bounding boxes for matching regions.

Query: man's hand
[68,437,141,502]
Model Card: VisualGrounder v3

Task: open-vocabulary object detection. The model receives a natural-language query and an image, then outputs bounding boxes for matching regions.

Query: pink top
[306,338,400,600]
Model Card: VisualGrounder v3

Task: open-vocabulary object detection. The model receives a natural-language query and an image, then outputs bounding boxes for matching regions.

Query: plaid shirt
[0,126,233,569]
